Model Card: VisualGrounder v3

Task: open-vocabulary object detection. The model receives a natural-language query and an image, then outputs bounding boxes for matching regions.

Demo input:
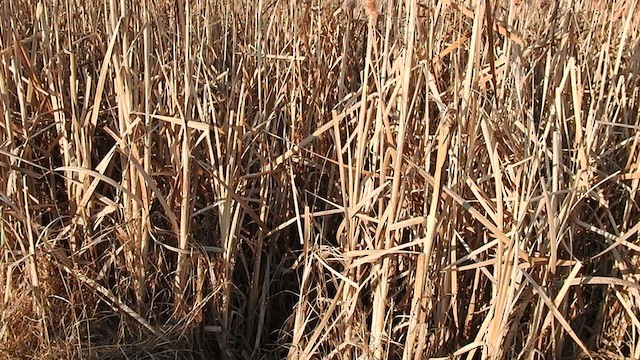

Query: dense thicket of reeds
[1,0,639,358]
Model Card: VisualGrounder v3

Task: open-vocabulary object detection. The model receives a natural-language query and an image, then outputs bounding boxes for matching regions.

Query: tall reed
[0,0,639,359]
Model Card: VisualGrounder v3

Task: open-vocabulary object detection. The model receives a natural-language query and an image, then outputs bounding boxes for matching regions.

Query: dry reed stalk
[0,0,639,359]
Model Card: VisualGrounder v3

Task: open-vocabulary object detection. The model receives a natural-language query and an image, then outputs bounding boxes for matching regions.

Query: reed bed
[1,0,639,358]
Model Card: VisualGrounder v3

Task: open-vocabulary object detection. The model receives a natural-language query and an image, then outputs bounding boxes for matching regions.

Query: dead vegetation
[1,0,639,358]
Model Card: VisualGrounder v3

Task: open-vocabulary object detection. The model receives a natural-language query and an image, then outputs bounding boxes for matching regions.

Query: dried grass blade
[522,271,591,356]
[49,253,169,342]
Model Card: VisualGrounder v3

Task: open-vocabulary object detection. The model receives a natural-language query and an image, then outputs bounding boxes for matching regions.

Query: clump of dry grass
[0,0,639,359]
